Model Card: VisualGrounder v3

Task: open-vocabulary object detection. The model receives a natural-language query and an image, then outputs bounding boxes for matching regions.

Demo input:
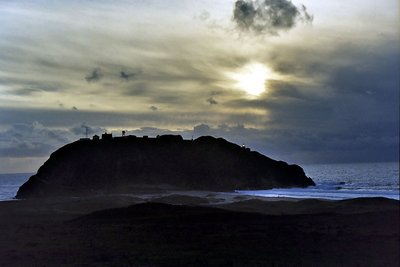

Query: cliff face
[16,135,315,198]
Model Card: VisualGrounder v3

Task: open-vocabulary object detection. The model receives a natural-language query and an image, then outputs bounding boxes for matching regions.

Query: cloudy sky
[0,0,399,173]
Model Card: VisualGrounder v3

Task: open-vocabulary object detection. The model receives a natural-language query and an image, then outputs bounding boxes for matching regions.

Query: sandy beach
[0,191,398,267]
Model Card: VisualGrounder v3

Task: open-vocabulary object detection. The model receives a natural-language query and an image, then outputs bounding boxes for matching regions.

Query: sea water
[238,162,399,200]
[0,173,32,201]
[0,162,399,201]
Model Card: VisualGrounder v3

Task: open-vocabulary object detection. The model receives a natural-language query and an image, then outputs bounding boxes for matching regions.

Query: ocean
[239,162,399,200]
[0,162,399,201]
[0,173,33,201]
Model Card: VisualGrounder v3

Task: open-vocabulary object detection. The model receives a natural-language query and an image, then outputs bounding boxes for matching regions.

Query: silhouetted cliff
[16,135,315,198]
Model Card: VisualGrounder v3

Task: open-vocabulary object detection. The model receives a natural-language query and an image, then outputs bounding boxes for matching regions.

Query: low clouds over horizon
[0,0,398,172]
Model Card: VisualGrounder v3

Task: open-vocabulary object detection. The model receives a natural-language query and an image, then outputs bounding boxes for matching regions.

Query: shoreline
[2,188,399,203]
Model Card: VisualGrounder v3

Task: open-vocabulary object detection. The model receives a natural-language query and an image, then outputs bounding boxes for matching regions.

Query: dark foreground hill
[16,135,314,198]
[0,197,398,267]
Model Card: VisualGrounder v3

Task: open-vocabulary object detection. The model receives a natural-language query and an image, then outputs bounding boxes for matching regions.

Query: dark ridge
[71,202,267,225]
[16,135,314,198]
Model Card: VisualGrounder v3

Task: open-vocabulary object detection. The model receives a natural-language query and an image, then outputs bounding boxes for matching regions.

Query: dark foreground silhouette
[0,196,398,267]
[16,135,314,198]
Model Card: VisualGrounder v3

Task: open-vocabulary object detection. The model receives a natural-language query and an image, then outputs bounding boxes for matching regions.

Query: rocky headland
[16,134,314,198]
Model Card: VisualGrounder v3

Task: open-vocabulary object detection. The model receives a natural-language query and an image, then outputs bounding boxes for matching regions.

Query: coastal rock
[16,135,315,198]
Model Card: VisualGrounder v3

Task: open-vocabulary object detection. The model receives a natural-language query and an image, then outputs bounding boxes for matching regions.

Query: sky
[0,0,399,173]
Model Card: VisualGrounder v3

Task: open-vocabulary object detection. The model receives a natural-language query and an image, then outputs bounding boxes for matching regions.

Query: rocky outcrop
[16,135,315,198]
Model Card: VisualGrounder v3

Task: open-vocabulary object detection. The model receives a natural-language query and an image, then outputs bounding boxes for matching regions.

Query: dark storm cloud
[85,68,103,82]
[233,0,313,34]
[225,41,399,163]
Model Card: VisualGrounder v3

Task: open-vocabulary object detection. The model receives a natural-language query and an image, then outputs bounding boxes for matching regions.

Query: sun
[231,63,271,96]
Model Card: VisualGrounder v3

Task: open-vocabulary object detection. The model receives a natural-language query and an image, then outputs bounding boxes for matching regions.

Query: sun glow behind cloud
[229,63,272,97]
